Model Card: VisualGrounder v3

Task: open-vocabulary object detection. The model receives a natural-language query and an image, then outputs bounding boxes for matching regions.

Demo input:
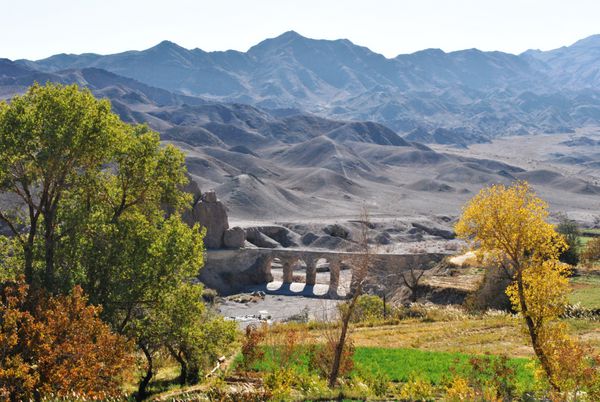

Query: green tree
[556,215,581,266]
[134,283,236,395]
[0,83,234,397]
[0,83,120,290]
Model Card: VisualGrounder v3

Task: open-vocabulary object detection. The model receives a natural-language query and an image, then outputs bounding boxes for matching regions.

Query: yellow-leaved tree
[455,182,594,393]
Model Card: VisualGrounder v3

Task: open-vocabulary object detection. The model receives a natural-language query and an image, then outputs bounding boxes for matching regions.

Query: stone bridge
[199,247,447,297]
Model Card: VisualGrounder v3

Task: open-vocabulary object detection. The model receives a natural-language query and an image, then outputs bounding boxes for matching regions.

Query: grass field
[579,228,600,248]
[353,347,534,387]
[311,312,600,357]
[149,281,600,399]
[570,274,600,309]
[155,307,600,400]
[241,345,536,392]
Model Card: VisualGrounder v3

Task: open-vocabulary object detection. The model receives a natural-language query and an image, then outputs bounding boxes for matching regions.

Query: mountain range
[1,33,599,221]
[12,31,600,145]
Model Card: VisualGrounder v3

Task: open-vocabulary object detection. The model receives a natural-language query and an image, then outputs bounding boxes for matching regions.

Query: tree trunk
[168,345,187,385]
[328,295,358,388]
[43,210,56,292]
[409,285,418,303]
[137,343,153,401]
[516,273,560,392]
[23,208,39,286]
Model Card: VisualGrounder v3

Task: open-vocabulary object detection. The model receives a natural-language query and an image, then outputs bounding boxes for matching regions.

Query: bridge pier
[305,257,318,286]
[281,257,297,284]
[328,259,340,297]
[258,255,274,283]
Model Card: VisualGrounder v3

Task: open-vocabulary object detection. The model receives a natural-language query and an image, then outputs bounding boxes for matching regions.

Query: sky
[2,0,600,60]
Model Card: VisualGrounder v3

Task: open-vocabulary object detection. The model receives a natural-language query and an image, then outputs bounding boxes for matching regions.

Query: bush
[0,281,133,400]
[582,238,600,265]
[263,325,305,371]
[359,370,391,397]
[264,367,297,399]
[557,217,581,266]
[202,288,218,304]
[205,386,273,402]
[465,353,517,400]
[444,377,476,401]
[240,324,267,371]
[398,375,436,401]
[338,294,389,323]
[307,337,355,380]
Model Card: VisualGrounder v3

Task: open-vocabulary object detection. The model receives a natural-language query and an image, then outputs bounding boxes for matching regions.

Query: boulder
[182,173,202,204]
[374,232,392,245]
[223,226,245,249]
[323,223,350,239]
[245,228,281,248]
[254,225,301,247]
[411,222,455,240]
[301,232,319,246]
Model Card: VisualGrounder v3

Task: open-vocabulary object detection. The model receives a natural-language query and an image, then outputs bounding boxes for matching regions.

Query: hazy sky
[2,0,600,60]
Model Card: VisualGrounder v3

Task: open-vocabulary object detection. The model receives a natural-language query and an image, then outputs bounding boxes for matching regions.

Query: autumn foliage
[581,237,600,265]
[0,280,133,400]
[455,182,600,395]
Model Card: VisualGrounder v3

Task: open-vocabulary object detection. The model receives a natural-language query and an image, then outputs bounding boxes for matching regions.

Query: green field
[579,229,600,248]
[241,346,535,391]
[354,347,534,388]
[570,274,600,309]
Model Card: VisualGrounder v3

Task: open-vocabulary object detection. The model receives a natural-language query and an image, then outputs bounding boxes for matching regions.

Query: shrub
[556,216,581,266]
[538,330,600,400]
[0,281,133,400]
[398,375,436,401]
[263,325,305,371]
[202,288,218,304]
[295,372,331,398]
[205,386,273,402]
[240,324,267,371]
[264,367,297,399]
[444,377,477,401]
[338,294,388,323]
[308,337,355,380]
[359,370,391,397]
[466,353,517,400]
[581,238,600,265]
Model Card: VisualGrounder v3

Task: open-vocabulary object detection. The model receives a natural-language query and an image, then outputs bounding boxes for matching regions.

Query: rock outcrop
[223,227,246,249]
[185,190,232,249]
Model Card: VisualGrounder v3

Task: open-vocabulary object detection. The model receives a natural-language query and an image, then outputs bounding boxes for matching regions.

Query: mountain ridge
[0,55,598,220]
[14,31,600,143]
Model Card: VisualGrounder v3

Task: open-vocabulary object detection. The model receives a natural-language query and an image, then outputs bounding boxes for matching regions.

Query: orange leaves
[0,281,133,400]
[581,237,600,265]
[0,280,39,398]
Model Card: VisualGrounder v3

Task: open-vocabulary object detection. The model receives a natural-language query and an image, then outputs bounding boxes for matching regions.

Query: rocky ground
[216,267,352,327]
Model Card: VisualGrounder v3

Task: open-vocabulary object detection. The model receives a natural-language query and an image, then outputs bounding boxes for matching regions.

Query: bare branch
[0,210,24,245]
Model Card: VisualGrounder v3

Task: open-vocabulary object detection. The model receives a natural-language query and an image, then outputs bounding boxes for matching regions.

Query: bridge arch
[267,251,342,297]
